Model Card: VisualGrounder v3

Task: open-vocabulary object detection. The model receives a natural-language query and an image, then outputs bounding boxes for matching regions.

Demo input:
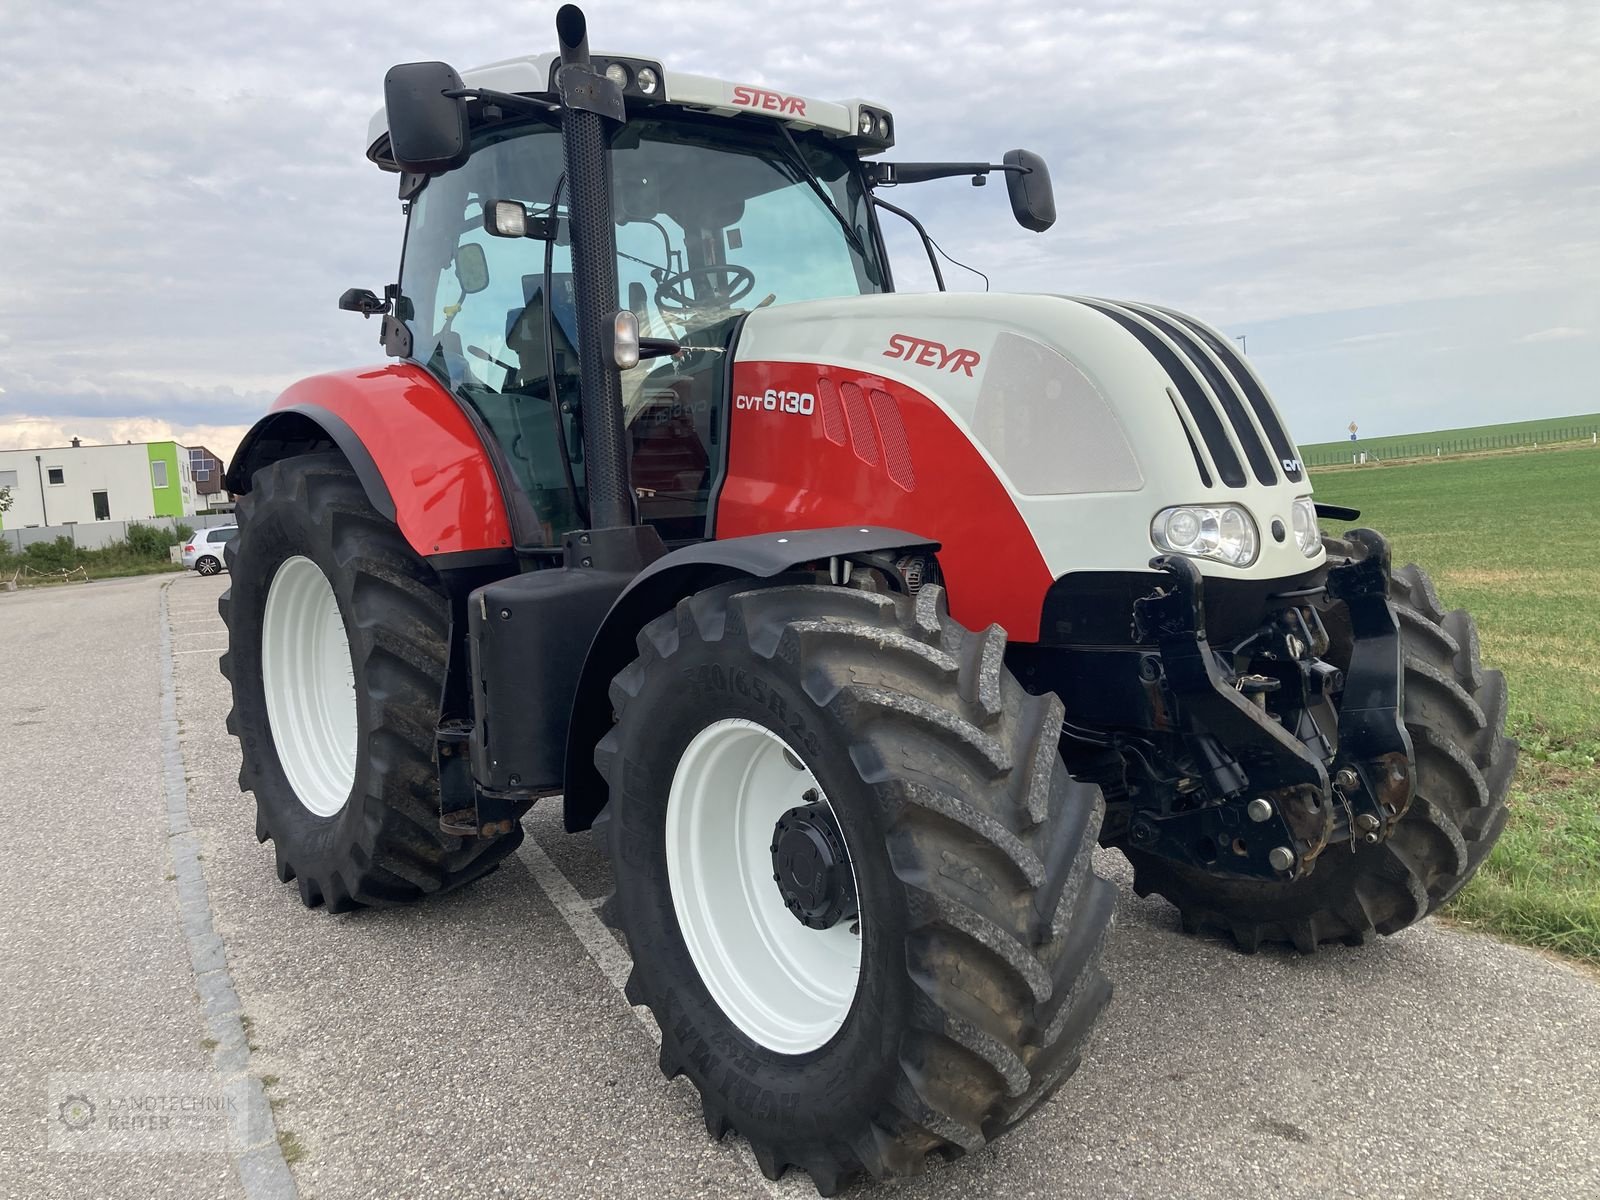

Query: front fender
[227,364,512,561]
[560,525,938,832]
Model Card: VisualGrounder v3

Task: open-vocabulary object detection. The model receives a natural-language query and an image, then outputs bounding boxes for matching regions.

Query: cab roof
[365,52,893,167]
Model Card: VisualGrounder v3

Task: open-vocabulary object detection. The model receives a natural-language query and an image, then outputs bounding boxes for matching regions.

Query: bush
[124,522,175,559]
[24,537,80,571]
[174,522,196,545]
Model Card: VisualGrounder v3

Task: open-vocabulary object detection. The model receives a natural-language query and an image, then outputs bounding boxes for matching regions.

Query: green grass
[1301,411,1600,467]
[1314,445,1600,963]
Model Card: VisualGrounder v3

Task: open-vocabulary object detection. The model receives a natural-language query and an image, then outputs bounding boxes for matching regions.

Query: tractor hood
[730,292,1320,583]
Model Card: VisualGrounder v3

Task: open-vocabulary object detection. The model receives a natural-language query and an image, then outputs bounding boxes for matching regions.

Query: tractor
[220,6,1514,1192]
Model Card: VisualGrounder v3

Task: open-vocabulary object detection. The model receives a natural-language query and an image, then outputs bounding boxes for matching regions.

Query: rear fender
[561,525,938,832]
[227,365,513,563]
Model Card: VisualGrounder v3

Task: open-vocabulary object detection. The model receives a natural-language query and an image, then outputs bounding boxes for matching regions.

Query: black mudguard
[559,525,938,832]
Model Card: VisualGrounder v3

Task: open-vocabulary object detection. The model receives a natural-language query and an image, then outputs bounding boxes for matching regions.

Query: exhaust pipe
[554,4,632,530]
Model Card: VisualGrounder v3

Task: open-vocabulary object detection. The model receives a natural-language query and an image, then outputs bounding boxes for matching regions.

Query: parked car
[182,526,238,576]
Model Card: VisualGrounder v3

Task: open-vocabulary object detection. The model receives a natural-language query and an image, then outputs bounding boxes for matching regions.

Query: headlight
[1151,504,1260,567]
[858,111,876,136]
[1291,497,1321,558]
[604,63,631,89]
[635,67,659,95]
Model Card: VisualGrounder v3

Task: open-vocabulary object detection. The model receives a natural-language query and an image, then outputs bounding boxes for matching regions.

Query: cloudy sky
[3,0,1597,465]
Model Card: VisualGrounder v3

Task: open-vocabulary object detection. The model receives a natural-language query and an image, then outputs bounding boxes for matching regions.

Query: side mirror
[384,61,470,175]
[338,287,389,317]
[1003,149,1055,233]
[454,243,490,294]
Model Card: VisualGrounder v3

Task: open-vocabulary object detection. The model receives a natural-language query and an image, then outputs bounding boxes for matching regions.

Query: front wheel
[219,452,521,910]
[595,582,1113,1193]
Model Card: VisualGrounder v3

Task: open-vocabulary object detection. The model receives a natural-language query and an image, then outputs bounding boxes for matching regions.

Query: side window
[401,125,585,545]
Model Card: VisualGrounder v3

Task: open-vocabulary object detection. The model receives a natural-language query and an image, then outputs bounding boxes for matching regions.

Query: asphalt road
[4,571,1599,1198]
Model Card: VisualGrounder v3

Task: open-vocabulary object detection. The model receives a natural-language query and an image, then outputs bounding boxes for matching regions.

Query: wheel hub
[771,796,858,930]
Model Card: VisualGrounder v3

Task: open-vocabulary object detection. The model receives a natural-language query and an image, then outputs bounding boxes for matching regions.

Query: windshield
[400,114,886,545]
[609,116,885,338]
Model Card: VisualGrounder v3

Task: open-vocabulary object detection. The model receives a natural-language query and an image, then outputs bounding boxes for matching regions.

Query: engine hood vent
[1073,298,1304,489]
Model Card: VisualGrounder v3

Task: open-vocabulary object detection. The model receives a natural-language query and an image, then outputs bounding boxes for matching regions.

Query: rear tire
[595,582,1114,1192]
[1125,557,1515,952]
[219,452,521,911]
[195,555,221,576]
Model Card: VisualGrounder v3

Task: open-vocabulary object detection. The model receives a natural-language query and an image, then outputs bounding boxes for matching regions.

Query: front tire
[595,582,1114,1192]
[219,452,521,911]
[1126,556,1515,952]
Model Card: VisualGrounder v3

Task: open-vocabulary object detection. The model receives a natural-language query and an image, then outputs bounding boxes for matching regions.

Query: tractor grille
[1076,299,1304,488]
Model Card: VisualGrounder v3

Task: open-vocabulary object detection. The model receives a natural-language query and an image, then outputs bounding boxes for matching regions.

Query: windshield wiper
[772,125,870,263]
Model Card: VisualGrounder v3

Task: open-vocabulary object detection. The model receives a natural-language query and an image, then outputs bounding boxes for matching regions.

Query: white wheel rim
[261,555,358,818]
[666,718,862,1054]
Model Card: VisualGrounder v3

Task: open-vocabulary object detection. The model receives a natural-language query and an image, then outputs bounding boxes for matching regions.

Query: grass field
[1301,412,1600,467]
[1314,445,1600,963]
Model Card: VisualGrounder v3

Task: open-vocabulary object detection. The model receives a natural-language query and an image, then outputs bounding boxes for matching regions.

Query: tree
[0,485,12,514]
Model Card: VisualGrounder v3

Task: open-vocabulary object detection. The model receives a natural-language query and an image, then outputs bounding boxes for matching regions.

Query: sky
[2,0,1597,466]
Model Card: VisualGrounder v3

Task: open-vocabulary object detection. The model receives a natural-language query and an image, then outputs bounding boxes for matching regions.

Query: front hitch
[1120,541,1415,879]
[1323,529,1416,838]
[1131,555,1331,879]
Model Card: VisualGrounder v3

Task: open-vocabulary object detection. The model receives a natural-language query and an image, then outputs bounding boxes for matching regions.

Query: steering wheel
[654,264,757,312]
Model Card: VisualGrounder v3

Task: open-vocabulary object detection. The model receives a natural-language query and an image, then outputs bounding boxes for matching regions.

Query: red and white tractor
[220,7,1514,1192]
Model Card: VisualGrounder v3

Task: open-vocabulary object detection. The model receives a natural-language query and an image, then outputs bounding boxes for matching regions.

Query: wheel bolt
[1247,798,1273,823]
[1334,767,1359,791]
[1268,846,1295,872]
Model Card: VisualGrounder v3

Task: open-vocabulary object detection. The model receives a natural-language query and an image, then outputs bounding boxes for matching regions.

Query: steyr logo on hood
[883,333,981,377]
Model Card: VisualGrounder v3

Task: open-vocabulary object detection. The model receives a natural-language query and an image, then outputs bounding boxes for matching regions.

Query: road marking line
[160,582,297,1200]
[523,832,804,1198]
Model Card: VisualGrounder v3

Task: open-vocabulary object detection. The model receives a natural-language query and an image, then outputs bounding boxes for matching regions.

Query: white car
[182,526,237,576]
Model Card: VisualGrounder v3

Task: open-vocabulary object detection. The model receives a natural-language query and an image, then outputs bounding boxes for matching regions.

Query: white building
[0,438,211,528]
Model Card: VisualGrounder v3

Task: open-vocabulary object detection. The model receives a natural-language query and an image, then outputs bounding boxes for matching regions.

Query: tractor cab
[359,44,1049,549]
[388,106,887,544]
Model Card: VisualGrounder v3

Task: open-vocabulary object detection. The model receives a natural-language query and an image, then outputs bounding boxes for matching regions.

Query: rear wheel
[195,555,221,576]
[595,581,1114,1193]
[220,452,521,910]
[1125,556,1515,952]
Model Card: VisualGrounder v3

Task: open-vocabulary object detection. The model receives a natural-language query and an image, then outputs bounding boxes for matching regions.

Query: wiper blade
[773,125,869,260]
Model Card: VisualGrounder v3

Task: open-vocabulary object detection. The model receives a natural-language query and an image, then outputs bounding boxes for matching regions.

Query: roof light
[604,62,630,89]
[636,66,659,95]
[875,115,890,139]
[858,111,875,136]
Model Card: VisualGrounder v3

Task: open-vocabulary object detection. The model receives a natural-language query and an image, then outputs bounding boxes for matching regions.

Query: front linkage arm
[1322,528,1416,838]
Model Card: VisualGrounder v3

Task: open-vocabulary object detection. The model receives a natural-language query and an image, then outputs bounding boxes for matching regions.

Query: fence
[0,512,238,555]
[1302,425,1600,468]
